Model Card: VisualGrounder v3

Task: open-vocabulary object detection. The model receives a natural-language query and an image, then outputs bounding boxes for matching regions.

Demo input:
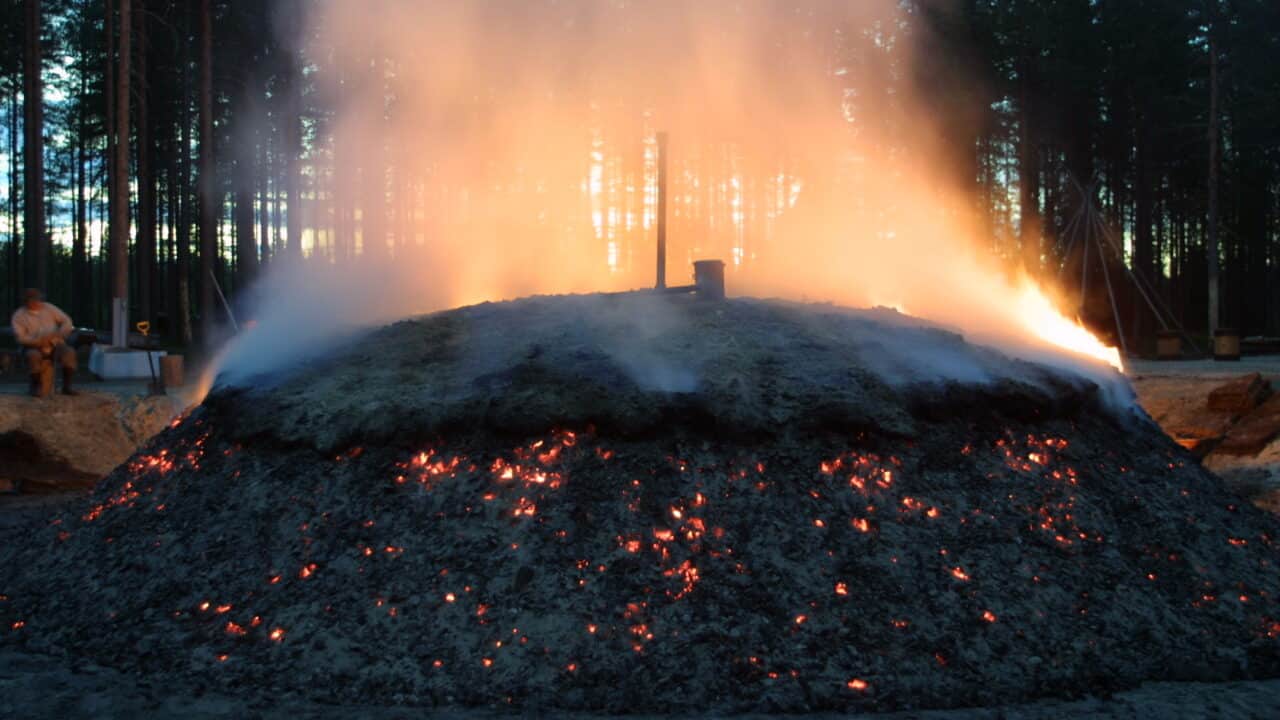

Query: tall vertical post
[655,131,668,289]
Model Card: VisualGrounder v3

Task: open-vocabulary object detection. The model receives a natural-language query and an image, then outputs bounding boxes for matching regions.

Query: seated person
[11,288,78,397]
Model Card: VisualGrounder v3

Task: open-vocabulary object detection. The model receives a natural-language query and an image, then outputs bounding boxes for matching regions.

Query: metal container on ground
[160,355,185,388]
[1214,329,1241,361]
[1156,330,1182,360]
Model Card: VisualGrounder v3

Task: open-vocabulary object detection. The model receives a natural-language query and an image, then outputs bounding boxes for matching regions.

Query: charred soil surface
[1,295,1278,714]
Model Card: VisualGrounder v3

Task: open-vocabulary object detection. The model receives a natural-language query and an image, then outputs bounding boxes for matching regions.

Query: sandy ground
[1126,356,1280,382]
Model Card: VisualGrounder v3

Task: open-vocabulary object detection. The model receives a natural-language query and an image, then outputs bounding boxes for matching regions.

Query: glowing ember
[13,384,1278,715]
[663,560,701,599]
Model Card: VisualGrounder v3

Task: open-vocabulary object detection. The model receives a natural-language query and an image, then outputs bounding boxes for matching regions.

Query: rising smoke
[215,0,1125,397]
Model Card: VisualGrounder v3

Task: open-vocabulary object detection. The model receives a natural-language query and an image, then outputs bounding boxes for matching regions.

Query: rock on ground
[0,393,185,490]
[1130,371,1280,513]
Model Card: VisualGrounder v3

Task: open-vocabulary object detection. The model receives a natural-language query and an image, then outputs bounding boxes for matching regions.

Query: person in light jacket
[10,288,78,397]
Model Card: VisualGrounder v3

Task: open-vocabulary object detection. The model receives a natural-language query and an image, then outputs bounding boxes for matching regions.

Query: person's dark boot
[61,369,79,396]
[28,373,42,398]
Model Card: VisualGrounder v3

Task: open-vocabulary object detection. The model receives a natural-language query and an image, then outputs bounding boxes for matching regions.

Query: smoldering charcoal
[2,295,1278,713]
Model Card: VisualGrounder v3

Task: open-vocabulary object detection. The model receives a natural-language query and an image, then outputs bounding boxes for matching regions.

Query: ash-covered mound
[2,294,1278,713]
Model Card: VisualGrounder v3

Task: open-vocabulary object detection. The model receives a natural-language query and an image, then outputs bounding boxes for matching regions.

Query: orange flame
[1014,283,1123,371]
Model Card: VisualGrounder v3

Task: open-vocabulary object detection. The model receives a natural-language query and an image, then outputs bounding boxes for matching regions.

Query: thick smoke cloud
[215,0,1125,398]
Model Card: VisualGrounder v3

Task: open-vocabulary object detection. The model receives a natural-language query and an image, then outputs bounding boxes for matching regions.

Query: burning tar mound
[2,294,1278,713]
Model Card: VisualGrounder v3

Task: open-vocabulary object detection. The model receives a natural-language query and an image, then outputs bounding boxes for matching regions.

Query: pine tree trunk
[135,0,156,329]
[1207,29,1221,336]
[285,56,301,257]
[259,136,270,269]
[1017,63,1041,276]
[73,46,89,324]
[1134,119,1154,347]
[23,0,47,293]
[104,0,116,323]
[234,138,258,288]
[166,155,177,333]
[232,62,260,288]
[7,79,20,307]
[176,0,193,346]
[198,0,217,341]
[111,0,132,347]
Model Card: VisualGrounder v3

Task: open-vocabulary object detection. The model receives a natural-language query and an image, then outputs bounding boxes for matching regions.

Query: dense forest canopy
[1,0,1278,355]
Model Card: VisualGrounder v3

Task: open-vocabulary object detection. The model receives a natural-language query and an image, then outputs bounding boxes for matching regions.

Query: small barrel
[693,260,726,300]
[160,355,185,387]
[1213,329,1241,361]
[1155,330,1182,360]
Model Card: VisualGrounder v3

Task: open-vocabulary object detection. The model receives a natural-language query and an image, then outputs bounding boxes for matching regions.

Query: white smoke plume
[214,0,1127,400]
